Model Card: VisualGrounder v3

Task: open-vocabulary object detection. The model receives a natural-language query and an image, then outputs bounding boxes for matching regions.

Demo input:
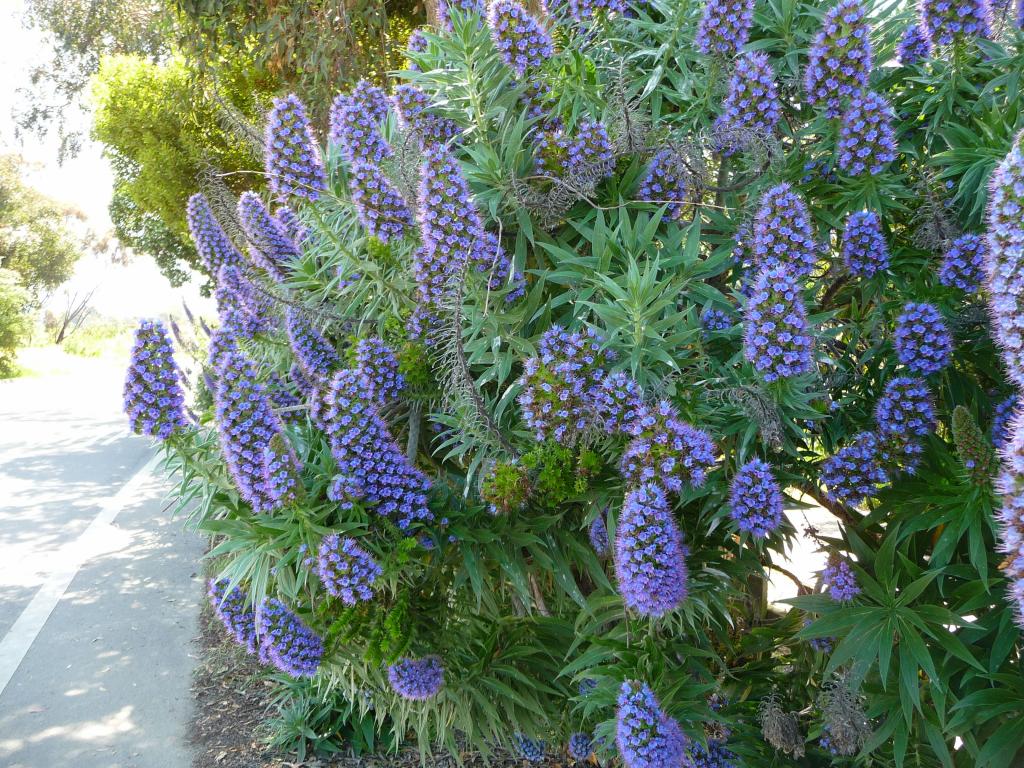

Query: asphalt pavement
[0,358,204,767]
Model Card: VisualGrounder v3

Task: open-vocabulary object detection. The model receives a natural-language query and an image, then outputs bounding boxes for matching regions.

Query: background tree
[0,155,84,305]
[90,54,273,284]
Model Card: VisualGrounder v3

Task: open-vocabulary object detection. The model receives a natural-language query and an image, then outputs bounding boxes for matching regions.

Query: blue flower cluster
[186,193,244,276]
[821,559,861,602]
[561,119,615,185]
[821,431,890,507]
[406,28,429,71]
[387,655,445,699]
[894,302,952,375]
[286,309,341,384]
[568,732,593,760]
[695,0,755,58]
[614,483,689,617]
[517,327,611,443]
[837,90,898,177]
[939,233,986,293]
[215,350,297,513]
[329,87,391,166]
[589,511,609,555]
[257,598,324,677]
[874,376,935,471]
[123,319,189,440]
[393,84,460,145]
[487,0,554,78]
[919,0,991,46]
[841,211,890,278]
[440,0,486,29]
[214,265,273,340]
[263,432,304,507]
[513,734,546,762]
[714,52,782,149]
[996,414,1024,626]
[986,130,1024,390]
[620,400,718,493]
[897,22,932,65]
[596,370,645,434]
[566,0,627,22]
[751,183,817,278]
[993,394,1018,449]
[804,0,872,117]
[701,306,733,336]
[729,458,784,537]
[208,579,258,653]
[615,681,687,768]
[685,738,738,768]
[316,534,382,605]
[322,368,433,529]
[348,162,414,243]
[804,619,834,653]
[238,191,301,282]
[355,337,405,403]
[413,146,489,336]
[274,205,310,247]
[743,264,814,382]
[265,93,326,201]
[637,147,689,221]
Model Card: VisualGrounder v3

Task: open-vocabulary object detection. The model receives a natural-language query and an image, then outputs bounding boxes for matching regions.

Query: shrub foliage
[129,0,1024,765]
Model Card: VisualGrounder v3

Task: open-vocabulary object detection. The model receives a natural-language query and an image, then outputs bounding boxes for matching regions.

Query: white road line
[0,451,163,697]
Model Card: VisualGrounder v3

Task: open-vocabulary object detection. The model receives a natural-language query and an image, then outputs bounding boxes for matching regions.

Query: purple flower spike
[637,147,689,220]
[440,0,487,30]
[317,534,382,605]
[238,191,301,282]
[986,131,1024,389]
[215,350,289,513]
[993,394,1018,449]
[257,598,323,677]
[322,368,433,529]
[620,400,718,494]
[918,0,991,47]
[841,210,890,278]
[393,84,460,146]
[614,484,688,617]
[701,306,733,335]
[517,326,612,443]
[743,264,814,382]
[329,91,392,166]
[729,458,784,537]
[751,183,817,278]
[897,22,932,65]
[939,233,986,293]
[821,431,890,507]
[695,0,756,58]
[387,655,445,699]
[804,0,872,118]
[874,376,935,472]
[589,511,610,555]
[996,412,1024,627]
[487,0,554,78]
[354,337,405,403]
[894,302,952,375]
[513,734,546,762]
[568,732,594,760]
[265,93,327,202]
[186,193,245,276]
[615,681,688,768]
[286,309,341,384]
[347,162,414,243]
[714,52,782,151]
[208,579,258,653]
[821,559,861,602]
[596,370,645,434]
[123,319,189,440]
[837,91,898,177]
[567,0,627,22]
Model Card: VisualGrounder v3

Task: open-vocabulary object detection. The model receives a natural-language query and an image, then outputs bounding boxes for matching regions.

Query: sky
[0,0,211,321]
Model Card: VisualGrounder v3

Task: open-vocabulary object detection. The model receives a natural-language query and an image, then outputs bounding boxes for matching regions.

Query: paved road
[0,359,204,767]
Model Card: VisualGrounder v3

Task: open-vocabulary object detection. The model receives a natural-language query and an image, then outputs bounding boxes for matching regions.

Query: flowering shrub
[135,3,1024,765]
